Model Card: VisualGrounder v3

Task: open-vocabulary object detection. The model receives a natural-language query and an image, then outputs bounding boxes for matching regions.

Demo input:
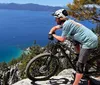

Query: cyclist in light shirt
[49,9,98,85]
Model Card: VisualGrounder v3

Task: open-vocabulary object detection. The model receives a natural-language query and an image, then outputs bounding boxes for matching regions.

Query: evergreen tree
[67,0,100,22]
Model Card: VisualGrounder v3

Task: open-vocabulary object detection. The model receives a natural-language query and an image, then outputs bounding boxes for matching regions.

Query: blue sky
[0,0,73,6]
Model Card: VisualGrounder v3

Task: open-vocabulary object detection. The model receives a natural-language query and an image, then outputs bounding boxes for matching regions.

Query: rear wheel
[85,56,100,78]
[26,53,59,81]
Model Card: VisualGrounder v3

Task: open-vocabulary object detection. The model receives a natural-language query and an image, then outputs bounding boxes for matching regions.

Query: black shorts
[73,40,94,64]
[78,48,92,64]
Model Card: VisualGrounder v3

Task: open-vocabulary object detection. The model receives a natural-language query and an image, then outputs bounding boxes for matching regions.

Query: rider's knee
[76,62,84,73]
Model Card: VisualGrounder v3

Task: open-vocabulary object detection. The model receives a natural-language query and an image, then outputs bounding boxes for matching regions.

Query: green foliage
[0,62,8,71]
[8,58,18,66]
[67,0,100,22]
[17,45,44,79]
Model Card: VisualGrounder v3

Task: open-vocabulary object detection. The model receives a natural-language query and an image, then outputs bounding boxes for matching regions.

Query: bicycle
[25,38,100,81]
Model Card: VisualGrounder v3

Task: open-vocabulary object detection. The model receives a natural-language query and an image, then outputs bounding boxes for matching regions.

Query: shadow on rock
[31,78,70,85]
[49,78,69,85]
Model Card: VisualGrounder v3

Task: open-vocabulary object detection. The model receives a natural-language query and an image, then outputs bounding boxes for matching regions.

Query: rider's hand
[48,34,54,40]
[49,31,55,34]
[48,31,56,40]
[52,31,55,34]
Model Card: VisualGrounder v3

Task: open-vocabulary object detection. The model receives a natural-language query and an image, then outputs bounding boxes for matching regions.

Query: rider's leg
[73,49,92,85]
[74,44,80,61]
[73,73,83,85]
[73,43,80,63]
[73,40,80,54]
[74,44,80,54]
[73,62,84,85]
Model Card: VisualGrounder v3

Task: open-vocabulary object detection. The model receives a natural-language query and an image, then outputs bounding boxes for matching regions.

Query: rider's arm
[52,34,66,42]
[49,25,62,34]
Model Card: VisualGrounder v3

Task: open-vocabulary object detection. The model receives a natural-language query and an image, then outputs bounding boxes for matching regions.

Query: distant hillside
[0,3,63,11]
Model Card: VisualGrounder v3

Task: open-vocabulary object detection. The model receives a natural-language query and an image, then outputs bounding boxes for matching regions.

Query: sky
[0,0,73,6]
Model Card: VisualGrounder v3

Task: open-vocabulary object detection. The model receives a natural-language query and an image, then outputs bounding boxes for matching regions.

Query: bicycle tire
[25,53,60,81]
[85,56,100,77]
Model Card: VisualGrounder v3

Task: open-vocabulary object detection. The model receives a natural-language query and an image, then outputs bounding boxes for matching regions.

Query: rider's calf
[76,62,84,73]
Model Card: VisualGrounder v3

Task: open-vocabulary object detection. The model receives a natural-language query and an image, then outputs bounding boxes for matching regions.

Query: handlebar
[48,33,74,44]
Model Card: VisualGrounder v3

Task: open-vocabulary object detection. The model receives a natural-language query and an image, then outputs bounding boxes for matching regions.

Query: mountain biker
[48,9,98,85]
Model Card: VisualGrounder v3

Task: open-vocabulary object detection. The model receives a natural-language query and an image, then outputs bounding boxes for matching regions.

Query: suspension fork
[45,45,58,66]
[42,54,53,69]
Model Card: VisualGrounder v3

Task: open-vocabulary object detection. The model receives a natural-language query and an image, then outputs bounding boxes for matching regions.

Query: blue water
[0,9,96,62]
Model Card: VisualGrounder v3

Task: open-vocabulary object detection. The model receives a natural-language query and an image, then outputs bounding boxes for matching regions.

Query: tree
[8,58,18,66]
[67,0,100,22]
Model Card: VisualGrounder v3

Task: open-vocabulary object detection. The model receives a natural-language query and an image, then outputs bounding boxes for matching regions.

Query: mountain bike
[25,38,100,81]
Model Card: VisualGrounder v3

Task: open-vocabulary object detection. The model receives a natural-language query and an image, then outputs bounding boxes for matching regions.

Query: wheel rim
[27,55,59,80]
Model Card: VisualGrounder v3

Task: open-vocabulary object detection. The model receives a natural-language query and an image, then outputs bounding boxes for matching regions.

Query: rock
[12,79,32,85]
[12,77,70,85]
[58,69,75,79]
[12,69,100,85]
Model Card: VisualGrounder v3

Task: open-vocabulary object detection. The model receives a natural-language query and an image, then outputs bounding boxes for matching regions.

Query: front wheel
[25,53,59,81]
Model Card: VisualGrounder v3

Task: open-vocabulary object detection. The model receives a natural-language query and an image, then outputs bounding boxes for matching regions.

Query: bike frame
[50,41,76,70]
[49,40,100,76]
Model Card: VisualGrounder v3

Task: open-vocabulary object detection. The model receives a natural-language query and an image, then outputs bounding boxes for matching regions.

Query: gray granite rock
[13,69,100,85]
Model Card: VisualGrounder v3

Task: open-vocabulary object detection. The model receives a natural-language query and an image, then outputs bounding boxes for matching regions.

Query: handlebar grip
[48,34,54,40]
[52,31,55,34]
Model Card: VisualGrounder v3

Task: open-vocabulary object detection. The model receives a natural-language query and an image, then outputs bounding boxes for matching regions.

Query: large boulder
[12,69,100,85]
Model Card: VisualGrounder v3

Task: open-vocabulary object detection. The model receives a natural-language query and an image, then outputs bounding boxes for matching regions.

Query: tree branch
[92,16,100,22]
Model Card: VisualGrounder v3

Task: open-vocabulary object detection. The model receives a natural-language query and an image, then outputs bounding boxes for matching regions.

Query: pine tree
[67,0,100,22]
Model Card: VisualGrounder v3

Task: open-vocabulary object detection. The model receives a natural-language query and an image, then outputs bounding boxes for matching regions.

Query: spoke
[28,55,58,79]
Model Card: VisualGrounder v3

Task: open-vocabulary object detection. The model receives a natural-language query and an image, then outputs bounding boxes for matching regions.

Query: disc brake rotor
[39,65,48,73]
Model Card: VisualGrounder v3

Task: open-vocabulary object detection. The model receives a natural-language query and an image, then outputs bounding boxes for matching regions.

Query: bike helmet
[52,9,68,18]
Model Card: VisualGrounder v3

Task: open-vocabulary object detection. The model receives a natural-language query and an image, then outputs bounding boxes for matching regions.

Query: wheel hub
[39,65,48,73]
